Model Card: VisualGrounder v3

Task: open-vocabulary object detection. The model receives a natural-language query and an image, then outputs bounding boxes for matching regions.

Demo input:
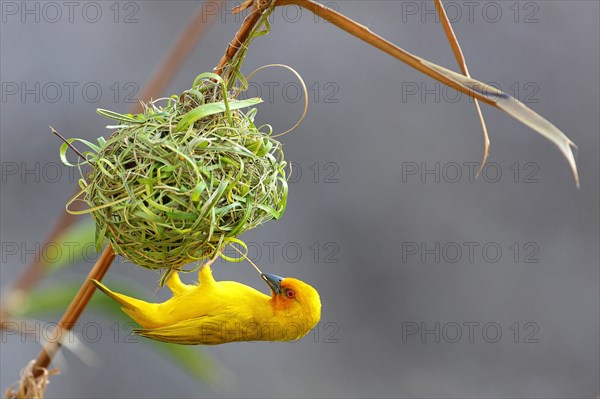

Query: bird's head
[261,273,322,339]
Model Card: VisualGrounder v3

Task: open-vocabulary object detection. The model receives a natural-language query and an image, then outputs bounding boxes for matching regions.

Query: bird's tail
[91,279,160,328]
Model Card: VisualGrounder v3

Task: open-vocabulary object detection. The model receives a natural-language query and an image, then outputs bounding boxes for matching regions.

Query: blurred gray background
[1,1,598,397]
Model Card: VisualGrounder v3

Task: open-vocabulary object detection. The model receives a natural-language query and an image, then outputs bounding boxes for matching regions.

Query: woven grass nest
[66,73,288,273]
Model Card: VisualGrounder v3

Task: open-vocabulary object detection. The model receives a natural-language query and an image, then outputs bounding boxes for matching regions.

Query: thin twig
[50,127,86,162]
[214,0,272,77]
[434,0,490,173]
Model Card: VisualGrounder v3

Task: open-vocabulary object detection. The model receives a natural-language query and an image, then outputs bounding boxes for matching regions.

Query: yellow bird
[91,263,321,345]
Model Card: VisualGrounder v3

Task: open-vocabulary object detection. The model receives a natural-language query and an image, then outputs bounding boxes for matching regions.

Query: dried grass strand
[3,360,59,399]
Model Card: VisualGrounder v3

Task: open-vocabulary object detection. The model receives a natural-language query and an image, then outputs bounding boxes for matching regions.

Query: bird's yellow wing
[134,313,264,345]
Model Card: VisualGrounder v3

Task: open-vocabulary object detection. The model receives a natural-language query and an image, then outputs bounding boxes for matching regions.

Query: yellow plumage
[91,264,321,345]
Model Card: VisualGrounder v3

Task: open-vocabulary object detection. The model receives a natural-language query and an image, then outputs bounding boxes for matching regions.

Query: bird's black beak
[261,273,283,295]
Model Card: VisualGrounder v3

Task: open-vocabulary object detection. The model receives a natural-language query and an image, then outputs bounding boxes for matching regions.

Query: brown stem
[434,0,490,171]
[275,0,496,106]
[31,247,115,379]
[7,1,224,300]
[214,1,271,77]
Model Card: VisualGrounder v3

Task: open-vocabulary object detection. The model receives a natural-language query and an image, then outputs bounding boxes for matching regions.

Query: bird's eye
[286,289,296,299]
